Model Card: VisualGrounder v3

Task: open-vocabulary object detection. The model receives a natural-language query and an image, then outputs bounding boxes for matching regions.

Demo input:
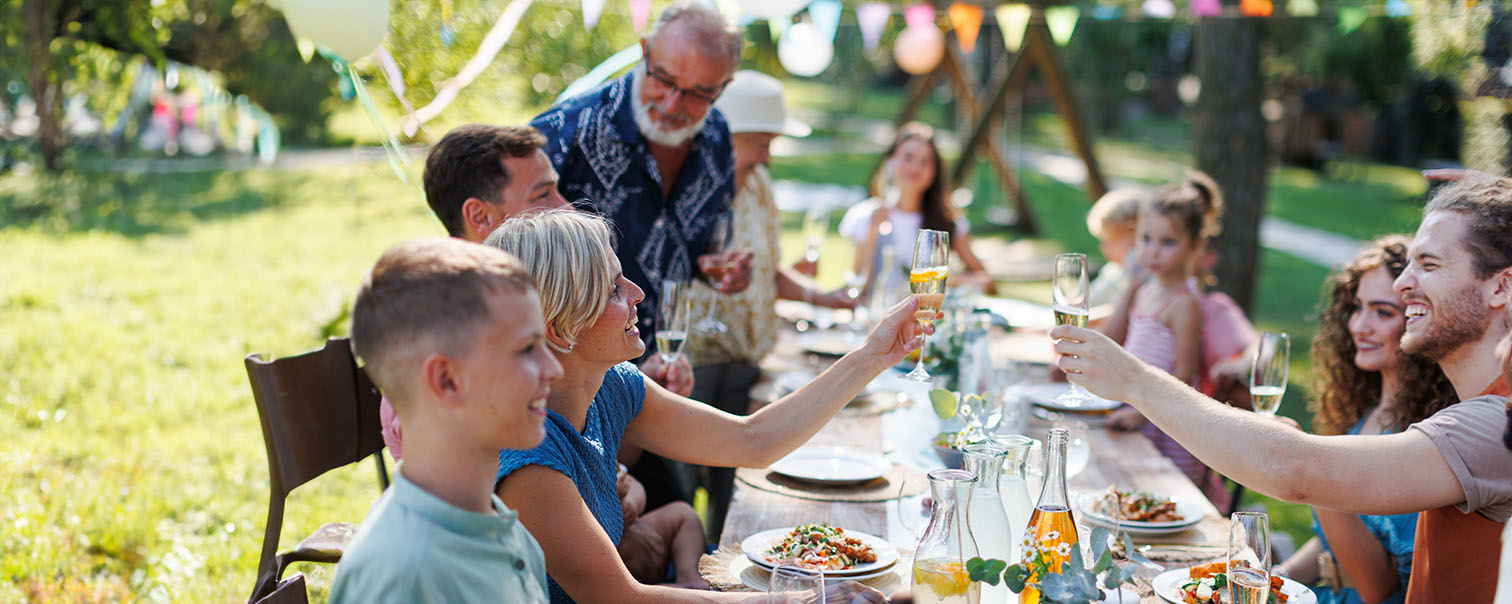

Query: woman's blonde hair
[483,209,616,353]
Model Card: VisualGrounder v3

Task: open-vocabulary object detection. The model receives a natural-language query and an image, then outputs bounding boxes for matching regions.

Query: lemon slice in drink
[929,388,957,420]
[909,266,950,283]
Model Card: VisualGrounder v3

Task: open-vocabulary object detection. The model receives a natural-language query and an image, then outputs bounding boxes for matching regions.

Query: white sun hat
[714,70,812,137]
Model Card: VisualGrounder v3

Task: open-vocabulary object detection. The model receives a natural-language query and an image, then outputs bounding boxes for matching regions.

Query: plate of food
[1021,383,1122,413]
[1151,563,1316,604]
[769,446,893,485]
[740,524,899,577]
[1079,487,1205,535]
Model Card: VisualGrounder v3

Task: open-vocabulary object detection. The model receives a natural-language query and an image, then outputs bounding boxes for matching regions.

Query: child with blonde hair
[1086,187,1146,309]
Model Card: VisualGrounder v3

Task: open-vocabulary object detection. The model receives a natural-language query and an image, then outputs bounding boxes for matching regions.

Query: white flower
[1056,542,1073,557]
[1043,531,1060,541]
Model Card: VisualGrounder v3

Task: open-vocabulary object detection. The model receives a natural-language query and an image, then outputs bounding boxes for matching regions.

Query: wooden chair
[254,573,309,604]
[245,337,388,603]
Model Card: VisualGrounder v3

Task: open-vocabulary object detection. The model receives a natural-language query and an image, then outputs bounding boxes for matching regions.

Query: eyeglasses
[643,54,729,109]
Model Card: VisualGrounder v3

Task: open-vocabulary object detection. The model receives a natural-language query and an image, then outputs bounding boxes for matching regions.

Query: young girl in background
[1099,172,1228,505]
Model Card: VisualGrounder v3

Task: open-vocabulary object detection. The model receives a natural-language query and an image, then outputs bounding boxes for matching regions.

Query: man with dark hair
[422,124,569,242]
[1052,175,1512,603]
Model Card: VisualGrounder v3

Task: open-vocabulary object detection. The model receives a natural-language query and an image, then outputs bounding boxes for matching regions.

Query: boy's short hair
[423,125,547,237]
[351,237,534,409]
[1424,176,1512,280]
[1086,187,1146,239]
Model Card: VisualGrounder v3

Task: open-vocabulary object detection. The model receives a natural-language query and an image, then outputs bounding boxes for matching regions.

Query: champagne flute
[655,279,689,365]
[1227,512,1271,604]
[768,564,825,603]
[1250,332,1290,417]
[802,206,828,268]
[1051,253,1096,407]
[903,229,950,382]
[695,215,732,335]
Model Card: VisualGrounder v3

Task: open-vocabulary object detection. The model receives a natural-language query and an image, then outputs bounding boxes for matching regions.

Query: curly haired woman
[1275,235,1457,604]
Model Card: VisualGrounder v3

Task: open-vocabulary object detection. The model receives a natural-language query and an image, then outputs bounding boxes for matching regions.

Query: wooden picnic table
[703,315,1228,603]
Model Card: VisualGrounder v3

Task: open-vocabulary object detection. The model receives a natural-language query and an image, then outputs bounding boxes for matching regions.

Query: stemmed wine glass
[1227,512,1271,604]
[802,207,828,269]
[695,215,732,335]
[903,229,949,382]
[655,279,689,365]
[1051,253,1096,407]
[768,564,825,603]
[1250,332,1290,417]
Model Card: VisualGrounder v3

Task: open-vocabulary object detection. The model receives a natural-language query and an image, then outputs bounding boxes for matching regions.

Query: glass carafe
[912,469,981,604]
[989,434,1036,564]
[1020,428,1079,604]
[963,444,1012,604]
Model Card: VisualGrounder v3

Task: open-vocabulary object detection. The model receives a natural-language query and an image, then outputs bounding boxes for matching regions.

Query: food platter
[1078,494,1205,536]
[740,526,899,577]
[1151,568,1317,604]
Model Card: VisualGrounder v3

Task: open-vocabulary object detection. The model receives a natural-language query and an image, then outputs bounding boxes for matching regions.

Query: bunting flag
[949,3,985,53]
[1286,0,1319,16]
[1240,0,1274,17]
[375,45,407,98]
[296,38,316,63]
[1091,5,1123,19]
[904,3,935,29]
[996,4,1032,53]
[1337,5,1368,33]
[1143,0,1177,18]
[857,2,891,51]
[810,0,844,43]
[1384,0,1411,16]
[629,0,653,31]
[1192,0,1222,17]
[1045,6,1080,46]
[440,0,456,46]
[583,0,607,29]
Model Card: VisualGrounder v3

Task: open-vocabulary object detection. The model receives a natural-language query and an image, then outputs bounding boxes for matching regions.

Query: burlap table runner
[734,463,927,503]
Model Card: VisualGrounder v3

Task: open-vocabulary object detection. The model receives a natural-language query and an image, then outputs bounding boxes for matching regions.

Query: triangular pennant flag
[857,2,891,51]
[1240,0,1274,17]
[629,0,653,31]
[1287,0,1318,16]
[583,0,607,29]
[1337,5,1367,32]
[1192,0,1223,17]
[904,3,936,30]
[1091,5,1123,19]
[296,38,316,63]
[1143,0,1177,18]
[810,0,843,43]
[1385,0,1411,16]
[375,45,407,98]
[1045,6,1079,46]
[949,3,985,53]
[996,4,1032,53]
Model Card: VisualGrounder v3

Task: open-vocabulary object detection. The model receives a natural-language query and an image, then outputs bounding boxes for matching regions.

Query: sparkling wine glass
[802,206,828,267]
[695,215,732,335]
[768,564,824,603]
[655,279,689,365]
[1250,332,1290,417]
[1052,253,1096,407]
[1228,512,1271,604]
[903,229,949,382]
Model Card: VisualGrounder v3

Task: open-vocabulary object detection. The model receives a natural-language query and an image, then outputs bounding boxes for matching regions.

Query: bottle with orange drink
[912,469,981,604]
[1019,428,1079,604]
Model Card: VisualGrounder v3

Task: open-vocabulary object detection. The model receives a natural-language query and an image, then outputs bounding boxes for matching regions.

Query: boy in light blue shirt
[331,237,563,603]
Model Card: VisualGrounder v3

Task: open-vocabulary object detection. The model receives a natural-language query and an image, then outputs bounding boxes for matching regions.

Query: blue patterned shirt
[531,70,736,349]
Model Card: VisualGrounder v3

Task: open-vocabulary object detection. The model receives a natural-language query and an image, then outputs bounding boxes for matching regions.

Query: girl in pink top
[1100,172,1230,507]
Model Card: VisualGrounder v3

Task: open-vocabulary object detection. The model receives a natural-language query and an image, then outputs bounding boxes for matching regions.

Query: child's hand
[1107,406,1148,431]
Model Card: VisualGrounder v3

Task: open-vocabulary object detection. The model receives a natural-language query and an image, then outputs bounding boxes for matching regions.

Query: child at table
[331,237,560,603]
[1085,187,1146,310]
[1098,172,1230,506]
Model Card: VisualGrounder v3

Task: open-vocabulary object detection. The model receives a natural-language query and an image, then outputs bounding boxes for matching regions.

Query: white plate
[769,446,892,485]
[1022,383,1122,413]
[740,526,900,577]
[794,330,862,357]
[1078,495,1205,535]
[1151,568,1317,604]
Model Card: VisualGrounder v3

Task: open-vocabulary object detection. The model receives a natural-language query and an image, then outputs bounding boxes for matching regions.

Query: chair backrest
[245,337,384,602]
[254,573,309,604]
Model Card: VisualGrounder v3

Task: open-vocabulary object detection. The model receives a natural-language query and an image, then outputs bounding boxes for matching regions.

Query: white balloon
[894,25,944,76]
[777,22,833,77]
[736,0,811,20]
[281,0,390,61]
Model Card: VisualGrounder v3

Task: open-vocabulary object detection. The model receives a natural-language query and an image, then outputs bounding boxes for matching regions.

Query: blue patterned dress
[1309,413,1417,604]
[530,70,736,351]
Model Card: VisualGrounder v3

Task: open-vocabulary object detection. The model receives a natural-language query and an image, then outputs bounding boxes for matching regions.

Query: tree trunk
[24,0,63,173]
[1193,17,1268,313]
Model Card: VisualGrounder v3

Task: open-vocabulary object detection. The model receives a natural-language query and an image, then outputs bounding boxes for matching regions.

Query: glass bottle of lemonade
[912,469,981,604]
[963,443,1013,604]
[991,434,1036,563]
[1019,428,1079,604]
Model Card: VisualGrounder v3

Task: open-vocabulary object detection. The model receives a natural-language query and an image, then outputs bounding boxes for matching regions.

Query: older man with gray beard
[530,2,755,514]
